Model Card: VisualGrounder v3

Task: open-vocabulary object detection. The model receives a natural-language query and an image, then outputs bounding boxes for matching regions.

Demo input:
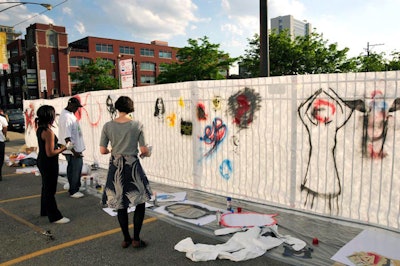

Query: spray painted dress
[100,120,152,209]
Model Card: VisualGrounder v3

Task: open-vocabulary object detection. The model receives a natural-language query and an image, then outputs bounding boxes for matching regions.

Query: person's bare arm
[43,130,66,157]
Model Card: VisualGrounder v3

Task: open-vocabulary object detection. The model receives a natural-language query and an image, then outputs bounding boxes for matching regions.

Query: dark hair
[154,97,165,116]
[36,105,56,127]
[115,96,134,113]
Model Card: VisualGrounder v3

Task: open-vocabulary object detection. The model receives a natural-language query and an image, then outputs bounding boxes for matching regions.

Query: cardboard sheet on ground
[153,191,187,202]
[103,202,153,216]
[16,166,39,174]
[331,229,400,265]
[59,161,91,176]
[153,200,223,226]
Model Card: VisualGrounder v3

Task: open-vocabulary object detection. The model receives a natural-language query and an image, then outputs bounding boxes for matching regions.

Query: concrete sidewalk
[1,131,375,265]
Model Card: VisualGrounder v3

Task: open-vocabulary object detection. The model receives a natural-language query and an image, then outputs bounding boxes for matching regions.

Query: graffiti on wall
[219,159,233,180]
[73,94,102,127]
[154,97,165,122]
[298,88,365,213]
[360,90,400,159]
[212,96,222,112]
[196,102,207,121]
[106,95,117,120]
[200,117,227,158]
[180,119,192,135]
[24,103,36,135]
[227,87,262,130]
[166,113,176,127]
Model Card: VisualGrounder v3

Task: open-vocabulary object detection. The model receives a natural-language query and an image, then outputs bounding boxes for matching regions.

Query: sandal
[132,239,147,248]
[121,240,131,248]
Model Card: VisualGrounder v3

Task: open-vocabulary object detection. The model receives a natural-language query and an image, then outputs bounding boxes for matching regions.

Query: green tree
[69,58,118,93]
[386,52,400,71]
[240,31,356,77]
[353,52,387,72]
[157,36,237,84]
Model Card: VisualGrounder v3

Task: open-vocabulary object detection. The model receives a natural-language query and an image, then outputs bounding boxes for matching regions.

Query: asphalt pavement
[0,131,292,266]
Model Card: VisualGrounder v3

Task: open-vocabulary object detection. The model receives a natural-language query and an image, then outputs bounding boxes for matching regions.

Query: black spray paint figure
[298,88,364,213]
[227,87,262,130]
[106,95,117,120]
[360,90,400,159]
[154,97,165,121]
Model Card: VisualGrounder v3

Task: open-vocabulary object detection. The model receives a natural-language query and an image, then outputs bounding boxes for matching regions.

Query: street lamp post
[0,2,52,13]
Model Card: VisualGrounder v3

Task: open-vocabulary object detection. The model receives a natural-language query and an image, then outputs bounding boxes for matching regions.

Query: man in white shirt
[0,109,8,181]
[58,98,86,198]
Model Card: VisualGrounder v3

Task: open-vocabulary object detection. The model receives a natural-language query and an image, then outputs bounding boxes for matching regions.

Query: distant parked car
[7,112,25,132]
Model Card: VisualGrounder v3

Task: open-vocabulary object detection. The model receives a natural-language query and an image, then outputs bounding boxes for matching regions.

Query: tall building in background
[271,15,312,39]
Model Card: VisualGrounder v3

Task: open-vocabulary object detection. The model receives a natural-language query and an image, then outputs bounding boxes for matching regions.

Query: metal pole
[259,0,270,77]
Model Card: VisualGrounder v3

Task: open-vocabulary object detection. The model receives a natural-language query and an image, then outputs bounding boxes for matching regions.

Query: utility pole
[365,42,384,56]
[259,0,270,77]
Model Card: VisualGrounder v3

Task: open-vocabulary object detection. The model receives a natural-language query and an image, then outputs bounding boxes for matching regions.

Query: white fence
[23,71,400,231]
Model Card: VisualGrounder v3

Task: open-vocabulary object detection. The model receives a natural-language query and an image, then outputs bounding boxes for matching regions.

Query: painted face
[212,96,222,111]
[312,99,336,124]
[157,99,163,110]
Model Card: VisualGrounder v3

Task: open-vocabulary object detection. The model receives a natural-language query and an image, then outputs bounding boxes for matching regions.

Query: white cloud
[269,0,306,19]
[62,7,72,16]
[95,0,199,41]
[74,21,86,35]
[221,23,243,36]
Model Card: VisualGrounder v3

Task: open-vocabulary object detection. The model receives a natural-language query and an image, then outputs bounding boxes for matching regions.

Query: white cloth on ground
[174,227,283,262]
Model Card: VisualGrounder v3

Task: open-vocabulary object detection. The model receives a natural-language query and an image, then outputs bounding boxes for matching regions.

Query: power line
[13,0,68,27]
[365,42,384,56]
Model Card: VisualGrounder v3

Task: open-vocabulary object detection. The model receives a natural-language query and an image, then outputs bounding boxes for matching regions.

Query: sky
[0,0,399,60]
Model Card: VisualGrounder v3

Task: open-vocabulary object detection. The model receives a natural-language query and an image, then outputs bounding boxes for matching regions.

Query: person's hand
[140,145,152,158]
[66,141,74,150]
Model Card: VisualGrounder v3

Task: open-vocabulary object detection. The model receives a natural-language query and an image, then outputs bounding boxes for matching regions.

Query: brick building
[1,23,178,109]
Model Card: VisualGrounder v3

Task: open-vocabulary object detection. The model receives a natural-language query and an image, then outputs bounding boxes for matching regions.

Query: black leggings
[117,203,146,242]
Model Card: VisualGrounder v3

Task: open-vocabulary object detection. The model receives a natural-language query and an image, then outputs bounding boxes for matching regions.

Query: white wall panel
[23,71,400,231]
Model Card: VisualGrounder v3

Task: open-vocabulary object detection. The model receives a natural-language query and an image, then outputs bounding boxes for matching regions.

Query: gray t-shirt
[100,120,146,156]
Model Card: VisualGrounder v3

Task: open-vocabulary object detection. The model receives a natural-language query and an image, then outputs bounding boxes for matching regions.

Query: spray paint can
[226,197,232,211]
[216,210,221,225]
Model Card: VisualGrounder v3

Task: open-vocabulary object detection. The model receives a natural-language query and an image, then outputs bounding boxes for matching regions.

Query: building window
[140,62,155,71]
[159,51,172,59]
[10,47,18,57]
[51,54,55,63]
[140,75,155,84]
[70,57,90,67]
[140,48,154,57]
[96,43,113,53]
[52,71,56,81]
[46,30,58,47]
[119,46,135,55]
[12,63,19,72]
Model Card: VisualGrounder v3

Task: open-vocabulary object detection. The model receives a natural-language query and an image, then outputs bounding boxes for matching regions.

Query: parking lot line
[0,217,158,266]
[0,191,67,204]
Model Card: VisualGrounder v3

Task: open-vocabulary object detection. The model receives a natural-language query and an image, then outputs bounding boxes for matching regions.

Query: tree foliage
[157,36,237,84]
[240,30,400,77]
[69,58,118,93]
